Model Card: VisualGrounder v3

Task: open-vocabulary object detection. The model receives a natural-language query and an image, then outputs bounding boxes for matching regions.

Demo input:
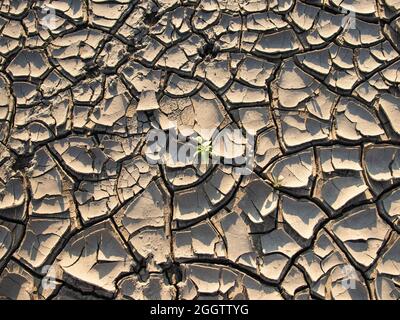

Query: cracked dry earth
[0,0,400,301]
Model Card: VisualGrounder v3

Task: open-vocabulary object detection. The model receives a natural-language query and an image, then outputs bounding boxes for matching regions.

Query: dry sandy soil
[0,0,399,300]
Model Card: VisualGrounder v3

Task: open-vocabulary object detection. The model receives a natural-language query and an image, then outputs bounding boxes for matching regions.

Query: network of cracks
[0,0,399,300]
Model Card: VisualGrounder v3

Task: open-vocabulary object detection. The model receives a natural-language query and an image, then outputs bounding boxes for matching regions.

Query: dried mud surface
[0,0,400,300]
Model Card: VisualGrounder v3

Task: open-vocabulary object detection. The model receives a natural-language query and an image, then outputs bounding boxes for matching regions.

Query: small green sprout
[270,174,285,189]
[194,136,213,165]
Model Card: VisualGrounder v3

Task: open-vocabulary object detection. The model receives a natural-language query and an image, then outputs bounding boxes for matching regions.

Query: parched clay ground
[0,0,399,300]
